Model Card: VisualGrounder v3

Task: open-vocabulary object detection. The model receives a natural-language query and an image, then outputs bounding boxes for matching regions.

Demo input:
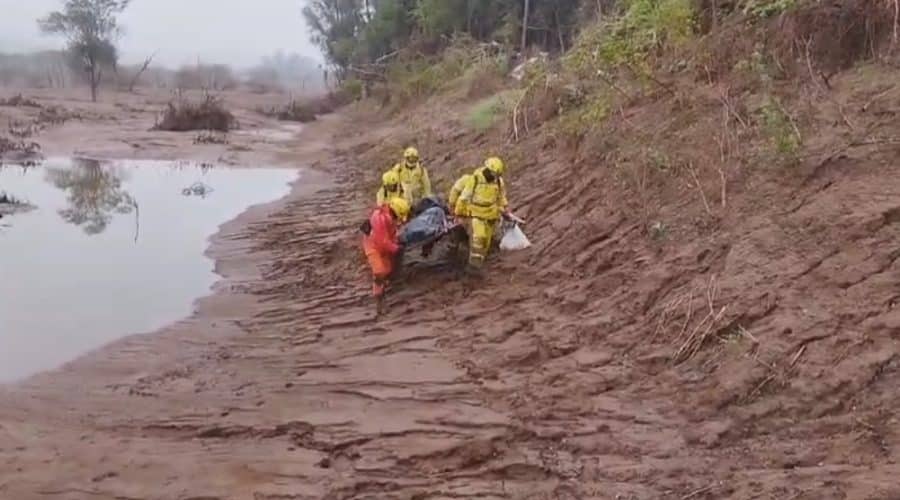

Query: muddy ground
[2,76,900,500]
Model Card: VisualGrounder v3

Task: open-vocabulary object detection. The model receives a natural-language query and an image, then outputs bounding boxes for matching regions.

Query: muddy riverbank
[0,90,341,498]
[5,75,899,500]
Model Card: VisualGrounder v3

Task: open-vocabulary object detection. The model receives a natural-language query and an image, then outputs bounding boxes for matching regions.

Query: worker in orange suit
[362,196,410,314]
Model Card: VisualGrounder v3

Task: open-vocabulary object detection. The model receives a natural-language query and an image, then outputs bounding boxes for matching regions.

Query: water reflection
[45,158,136,235]
[0,158,297,382]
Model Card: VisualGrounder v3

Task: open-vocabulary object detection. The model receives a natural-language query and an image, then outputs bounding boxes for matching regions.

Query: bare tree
[128,53,156,92]
[38,0,131,102]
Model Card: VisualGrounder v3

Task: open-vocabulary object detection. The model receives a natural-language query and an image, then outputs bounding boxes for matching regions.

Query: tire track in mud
[218,131,711,500]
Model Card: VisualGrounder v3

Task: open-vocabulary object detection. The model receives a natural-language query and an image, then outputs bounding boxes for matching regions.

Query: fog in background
[0,0,321,68]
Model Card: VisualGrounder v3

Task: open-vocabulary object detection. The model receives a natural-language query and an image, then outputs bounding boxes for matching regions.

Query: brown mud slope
[3,61,900,500]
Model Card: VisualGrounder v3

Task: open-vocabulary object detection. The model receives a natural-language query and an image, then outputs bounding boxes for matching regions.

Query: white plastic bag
[500,224,532,251]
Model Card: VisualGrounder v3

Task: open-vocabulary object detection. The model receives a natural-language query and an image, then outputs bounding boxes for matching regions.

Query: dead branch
[804,38,823,95]
[510,87,529,143]
[624,63,676,96]
[677,289,695,343]
[374,50,399,64]
[805,39,855,131]
[595,69,633,101]
[862,85,894,112]
[651,294,688,343]
[790,344,806,367]
[673,276,730,363]
[713,133,729,209]
[687,161,713,217]
[681,484,717,500]
[738,326,760,345]
[716,86,749,129]
[705,274,717,316]
[128,52,156,93]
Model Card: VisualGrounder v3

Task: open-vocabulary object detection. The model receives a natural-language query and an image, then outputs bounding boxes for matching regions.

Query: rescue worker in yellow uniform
[448,172,473,213]
[376,169,404,206]
[447,171,475,258]
[455,157,509,268]
[390,147,432,209]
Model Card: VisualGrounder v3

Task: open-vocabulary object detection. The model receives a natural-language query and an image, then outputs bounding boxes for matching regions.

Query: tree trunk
[90,62,98,102]
[554,7,565,52]
[521,0,530,57]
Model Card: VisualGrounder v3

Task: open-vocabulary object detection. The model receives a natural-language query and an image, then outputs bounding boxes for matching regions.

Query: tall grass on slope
[465,90,523,133]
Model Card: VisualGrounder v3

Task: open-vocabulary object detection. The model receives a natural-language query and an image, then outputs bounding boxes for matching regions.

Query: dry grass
[0,135,41,160]
[0,94,41,108]
[258,100,317,123]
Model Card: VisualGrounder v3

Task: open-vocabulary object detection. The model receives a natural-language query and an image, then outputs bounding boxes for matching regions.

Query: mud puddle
[0,158,296,382]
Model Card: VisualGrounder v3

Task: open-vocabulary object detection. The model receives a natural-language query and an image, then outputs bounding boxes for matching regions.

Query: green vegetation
[760,97,801,161]
[558,91,612,137]
[303,0,584,81]
[564,0,695,79]
[342,79,364,101]
[466,90,523,132]
[382,36,509,104]
[743,0,797,18]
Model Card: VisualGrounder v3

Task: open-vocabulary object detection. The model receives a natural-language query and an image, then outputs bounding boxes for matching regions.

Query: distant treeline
[0,50,327,93]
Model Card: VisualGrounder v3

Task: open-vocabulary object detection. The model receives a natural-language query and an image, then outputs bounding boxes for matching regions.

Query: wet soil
[2,69,900,500]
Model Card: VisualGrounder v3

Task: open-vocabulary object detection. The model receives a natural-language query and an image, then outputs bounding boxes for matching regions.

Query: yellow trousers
[468,217,498,267]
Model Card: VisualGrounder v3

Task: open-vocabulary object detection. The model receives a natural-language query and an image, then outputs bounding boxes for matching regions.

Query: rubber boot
[421,242,434,258]
[373,280,386,317]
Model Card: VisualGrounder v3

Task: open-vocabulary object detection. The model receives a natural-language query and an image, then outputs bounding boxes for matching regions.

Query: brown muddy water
[0,158,296,382]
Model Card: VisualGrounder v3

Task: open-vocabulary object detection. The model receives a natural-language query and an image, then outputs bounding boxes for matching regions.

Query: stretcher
[398,205,464,251]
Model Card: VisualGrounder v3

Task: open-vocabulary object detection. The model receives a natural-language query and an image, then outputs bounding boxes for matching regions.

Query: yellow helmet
[388,196,411,222]
[382,169,400,187]
[403,147,420,163]
[484,156,505,176]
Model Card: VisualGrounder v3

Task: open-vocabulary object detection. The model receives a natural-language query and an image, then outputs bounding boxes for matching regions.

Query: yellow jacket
[375,184,404,206]
[456,167,508,221]
[448,173,473,214]
[391,162,432,206]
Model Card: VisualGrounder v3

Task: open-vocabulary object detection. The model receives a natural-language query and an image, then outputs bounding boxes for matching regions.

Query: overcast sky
[0,0,322,68]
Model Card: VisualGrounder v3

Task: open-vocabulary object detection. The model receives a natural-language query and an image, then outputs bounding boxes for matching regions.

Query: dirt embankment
[4,23,900,500]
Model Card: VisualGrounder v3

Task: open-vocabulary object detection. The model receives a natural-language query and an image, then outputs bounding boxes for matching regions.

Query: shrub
[194,131,228,144]
[385,35,505,104]
[154,94,236,132]
[743,0,796,18]
[0,94,42,108]
[259,100,318,123]
[759,97,801,160]
[342,79,364,100]
[558,91,612,138]
[0,135,42,159]
[0,192,25,205]
[564,0,695,79]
